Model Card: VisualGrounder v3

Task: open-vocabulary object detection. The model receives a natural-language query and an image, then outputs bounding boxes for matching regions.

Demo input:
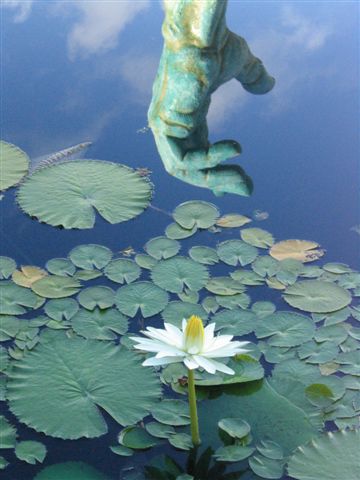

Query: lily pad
[168,432,192,450]
[216,293,250,310]
[104,259,141,284]
[16,160,152,229]
[71,308,128,340]
[151,399,190,426]
[217,240,258,266]
[135,254,157,270]
[119,426,157,450]
[0,281,41,314]
[218,418,251,439]
[7,334,161,439]
[34,462,110,480]
[283,281,351,313]
[32,275,81,299]
[231,269,264,286]
[161,301,207,327]
[115,281,169,318]
[69,244,112,270]
[165,222,197,240]
[249,455,284,479]
[270,240,324,263]
[287,430,360,480]
[0,415,17,448]
[145,237,180,260]
[0,316,20,341]
[15,441,46,464]
[252,256,280,277]
[212,309,256,335]
[240,228,274,248]
[12,266,48,288]
[205,277,246,295]
[77,286,115,310]
[195,356,264,386]
[151,257,209,293]
[213,445,255,462]
[46,258,76,277]
[44,298,79,321]
[0,257,17,279]
[173,201,219,229]
[189,246,219,265]
[216,214,252,228]
[0,140,29,191]
[145,422,175,439]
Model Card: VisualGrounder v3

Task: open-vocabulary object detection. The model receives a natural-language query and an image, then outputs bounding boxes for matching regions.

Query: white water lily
[131,315,249,375]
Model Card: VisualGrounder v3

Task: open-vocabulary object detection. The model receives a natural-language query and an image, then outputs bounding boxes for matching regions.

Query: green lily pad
[15,441,46,464]
[7,333,161,439]
[0,456,9,470]
[231,269,264,286]
[212,309,256,335]
[145,422,175,439]
[115,281,169,318]
[173,201,219,229]
[216,213,252,228]
[151,399,190,426]
[256,440,284,460]
[202,296,219,314]
[0,257,16,279]
[283,281,351,313]
[165,222,197,240]
[205,276,246,295]
[287,430,360,480]
[252,256,280,277]
[69,244,112,270]
[0,281,42,314]
[44,298,79,321]
[195,356,264,386]
[17,160,152,229]
[34,462,110,480]
[71,308,128,340]
[46,258,76,276]
[0,347,9,372]
[252,301,276,318]
[0,141,29,191]
[151,257,209,293]
[73,269,103,281]
[32,275,81,299]
[0,315,20,340]
[119,426,157,450]
[77,286,114,310]
[254,312,315,347]
[249,455,284,479]
[0,415,17,448]
[217,240,258,266]
[213,445,255,462]
[104,259,141,284]
[178,288,199,304]
[216,293,251,310]
[323,263,353,274]
[135,254,158,270]
[168,432,193,450]
[218,418,251,439]
[110,445,133,457]
[145,236,180,260]
[297,340,338,364]
[189,246,219,265]
[161,301,207,327]
[240,228,274,248]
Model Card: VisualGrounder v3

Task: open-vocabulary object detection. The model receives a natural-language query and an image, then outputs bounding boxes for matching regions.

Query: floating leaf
[252,256,280,277]
[145,237,180,260]
[216,214,251,228]
[44,298,79,321]
[119,426,157,450]
[205,277,245,295]
[257,440,284,460]
[71,308,128,340]
[195,356,264,386]
[168,432,192,450]
[216,293,250,310]
[12,266,48,288]
[0,257,16,279]
[287,430,360,480]
[173,201,219,229]
[0,456,9,470]
[165,222,197,240]
[178,288,199,304]
[0,281,41,314]
[104,259,141,284]
[214,445,254,462]
[32,275,81,299]
[7,334,161,439]
[254,312,315,347]
[145,422,175,439]
[266,277,286,290]
[110,445,133,457]
[217,240,258,266]
[73,269,102,281]
[218,418,251,439]
[46,258,76,277]
[304,383,335,407]
[252,302,276,318]
[0,347,9,372]
[115,281,169,318]
[161,301,207,327]
[17,160,152,229]
[151,399,190,426]
[249,455,284,479]
[0,140,29,191]
[323,263,353,274]
[15,441,46,464]
[34,462,110,480]
[69,244,112,270]
[135,254,157,270]
[241,228,274,248]
[0,316,20,340]
[0,415,17,448]
[77,286,114,310]
[270,240,324,263]
[189,246,219,265]
[297,340,338,364]
[212,309,256,335]
[283,281,351,313]
[202,296,219,314]
[151,257,209,293]
[231,269,264,286]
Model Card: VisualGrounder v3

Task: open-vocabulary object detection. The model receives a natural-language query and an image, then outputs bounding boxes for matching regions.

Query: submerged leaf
[17,160,152,229]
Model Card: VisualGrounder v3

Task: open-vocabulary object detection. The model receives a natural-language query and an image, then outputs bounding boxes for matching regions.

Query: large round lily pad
[0,281,42,315]
[16,160,152,229]
[0,140,29,191]
[217,240,258,266]
[115,281,169,318]
[71,308,128,340]
[283,281,351,313]
[69,244,112,270]
[173,201,219,229]
[7,334,161,439]
[31,275,81,299]
[287,429,360,480]
[151,257,209,293]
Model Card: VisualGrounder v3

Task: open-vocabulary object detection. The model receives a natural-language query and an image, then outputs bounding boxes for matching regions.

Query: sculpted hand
[148,0,275,196]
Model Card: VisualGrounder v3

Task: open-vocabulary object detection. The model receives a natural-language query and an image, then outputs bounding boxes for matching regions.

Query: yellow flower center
[184,315,205,354]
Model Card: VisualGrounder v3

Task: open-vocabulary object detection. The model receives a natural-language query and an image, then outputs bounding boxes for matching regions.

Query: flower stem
[187,368,201,446]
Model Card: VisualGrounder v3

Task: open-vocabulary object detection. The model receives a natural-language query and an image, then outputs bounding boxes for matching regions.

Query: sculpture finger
[182,139,241,170]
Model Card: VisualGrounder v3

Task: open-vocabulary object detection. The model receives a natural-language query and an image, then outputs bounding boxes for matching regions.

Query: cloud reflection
[2,0,33,23]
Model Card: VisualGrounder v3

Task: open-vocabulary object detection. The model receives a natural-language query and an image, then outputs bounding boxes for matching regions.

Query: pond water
[1,2,359,480]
